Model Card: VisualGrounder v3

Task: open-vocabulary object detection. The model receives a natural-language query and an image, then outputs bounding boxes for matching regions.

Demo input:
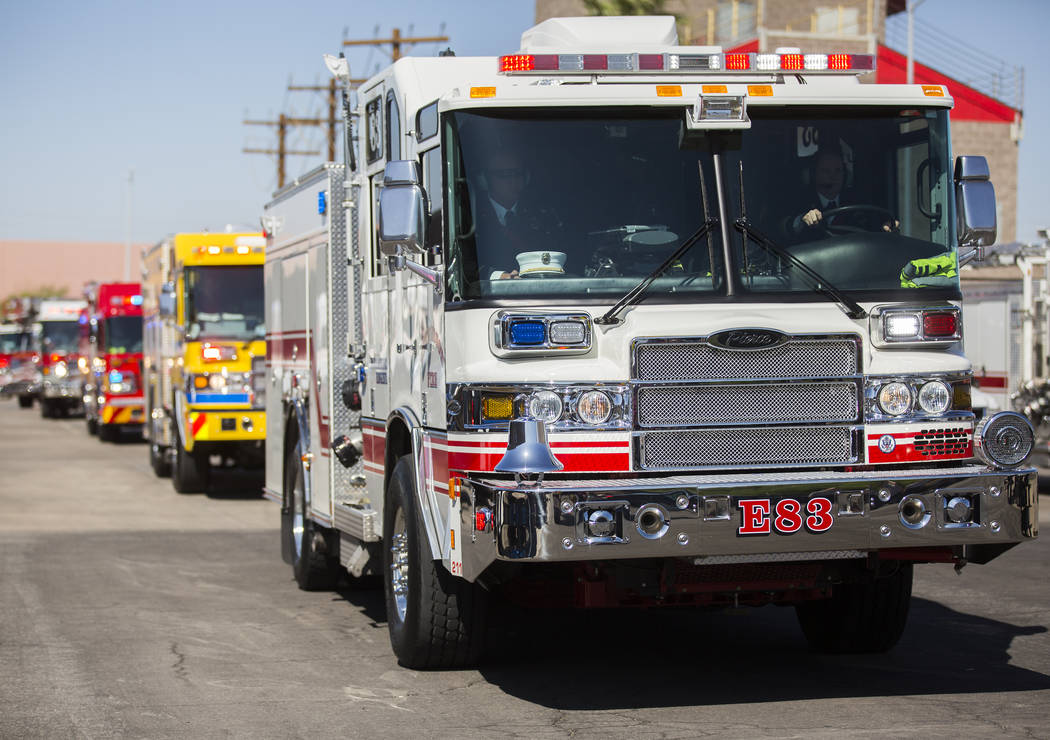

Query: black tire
[39,399,55,418]
[17,394,32,408]
[86,414,98,436]
[172,430,209,494]
[796,562,913,653]
[285,440,337,590]
[98,423,117,443]
[383,455,487,669]
[150,442,171,478]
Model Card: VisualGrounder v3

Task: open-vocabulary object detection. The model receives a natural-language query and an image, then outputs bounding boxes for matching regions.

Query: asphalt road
[2,398,1050,739]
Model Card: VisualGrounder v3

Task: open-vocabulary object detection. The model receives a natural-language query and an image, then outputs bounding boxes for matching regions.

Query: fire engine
[262,17,1038,669]
[80,282,145,441]
[0,299,34,405]
[32,298,87,417]
[141,232,267,492]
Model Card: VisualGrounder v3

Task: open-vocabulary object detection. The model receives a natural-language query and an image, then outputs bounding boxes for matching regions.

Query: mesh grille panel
[914,428,971,457]
[637,382,858,426]
[640,426,856,469]
[635,339,858,381]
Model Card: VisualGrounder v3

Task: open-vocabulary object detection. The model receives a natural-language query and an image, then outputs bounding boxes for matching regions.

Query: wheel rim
[291,456,305,560]
[389,507,409,621]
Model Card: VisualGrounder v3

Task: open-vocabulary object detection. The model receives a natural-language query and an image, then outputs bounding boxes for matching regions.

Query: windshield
[184,266,264,341]
[0,332,29,353]
[104,316,143,354]
[444,106,954,303]
[40,321,79,353]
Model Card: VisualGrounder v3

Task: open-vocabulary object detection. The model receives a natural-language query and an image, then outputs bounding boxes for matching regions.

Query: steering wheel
[822,204,897,235]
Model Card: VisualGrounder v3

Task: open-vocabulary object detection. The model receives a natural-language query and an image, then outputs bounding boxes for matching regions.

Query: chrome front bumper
[459,465,1037,582]
[42,378,81,399]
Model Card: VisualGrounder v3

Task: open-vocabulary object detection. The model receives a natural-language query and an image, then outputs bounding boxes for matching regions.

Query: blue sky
[1,0,1045,244]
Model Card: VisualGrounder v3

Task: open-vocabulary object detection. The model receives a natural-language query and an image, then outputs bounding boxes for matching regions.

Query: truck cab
[34,298,87,418]
[81,282,145,441]
[142,233,267,492]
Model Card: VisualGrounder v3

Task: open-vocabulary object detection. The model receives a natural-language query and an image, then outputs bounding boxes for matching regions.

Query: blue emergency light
[509,320,545,345]
[318,191,327,215]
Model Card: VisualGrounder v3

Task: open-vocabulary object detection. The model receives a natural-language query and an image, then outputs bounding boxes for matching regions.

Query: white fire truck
[262,16,1038,669]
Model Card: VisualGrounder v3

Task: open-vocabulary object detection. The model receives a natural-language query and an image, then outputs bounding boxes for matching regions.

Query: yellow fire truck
[142,232,267,493]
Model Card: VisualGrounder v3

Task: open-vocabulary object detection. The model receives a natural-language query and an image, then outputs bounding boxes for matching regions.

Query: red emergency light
[498,51,875,75]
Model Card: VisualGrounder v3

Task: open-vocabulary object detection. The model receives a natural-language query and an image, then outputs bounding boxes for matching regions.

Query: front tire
[796,562,913,653]
[383,455,487,669]
[172,430,209,494]
[86,414,98,436]
[39,399,54,418]
[150,442,171,478]
[99,423,117,442]
[286,440,337,590]
[17,394,32,408]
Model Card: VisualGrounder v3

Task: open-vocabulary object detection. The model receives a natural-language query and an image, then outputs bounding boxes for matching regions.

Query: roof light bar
[498,52,874,75]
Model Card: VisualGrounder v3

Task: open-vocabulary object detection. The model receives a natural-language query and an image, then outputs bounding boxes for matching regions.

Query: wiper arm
[595,218,718,326]
[733,218,866,319]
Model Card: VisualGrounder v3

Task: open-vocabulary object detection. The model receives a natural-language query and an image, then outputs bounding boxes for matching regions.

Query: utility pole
[243,113,321,188]
[287,76,365,161]
[343,26,449,62]
[906,0,927,84]
[124,168,134,281]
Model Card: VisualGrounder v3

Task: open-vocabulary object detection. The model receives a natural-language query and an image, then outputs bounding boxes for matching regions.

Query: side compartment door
[264,257,283,495]
[280,252,310,456]
[308,244,332,520]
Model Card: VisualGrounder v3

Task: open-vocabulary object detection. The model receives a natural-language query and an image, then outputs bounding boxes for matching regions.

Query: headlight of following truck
[52,361,68,378]
[106,370,138,395]
[199,372,251,394]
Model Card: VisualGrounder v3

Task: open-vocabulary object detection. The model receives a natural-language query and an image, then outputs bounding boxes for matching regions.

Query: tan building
[0,240,146,302]
[535,0,1023,243]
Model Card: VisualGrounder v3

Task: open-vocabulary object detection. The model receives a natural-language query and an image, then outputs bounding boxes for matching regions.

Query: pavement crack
[170,641,189,681]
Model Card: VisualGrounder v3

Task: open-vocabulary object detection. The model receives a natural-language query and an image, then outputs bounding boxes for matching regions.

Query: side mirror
[378,160,427,258]
[159,282,176,318]
[955,155,997,247]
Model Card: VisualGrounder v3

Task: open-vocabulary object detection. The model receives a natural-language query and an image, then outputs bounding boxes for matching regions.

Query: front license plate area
[736,496,834,536]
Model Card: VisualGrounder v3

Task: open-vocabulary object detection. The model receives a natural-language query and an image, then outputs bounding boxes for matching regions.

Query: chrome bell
[494,416,564,479]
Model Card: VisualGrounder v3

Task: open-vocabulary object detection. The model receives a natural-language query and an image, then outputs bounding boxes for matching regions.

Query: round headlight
[577,390,612,425]
[918,380,951,414]
[975,411,1034,468]
[208,373,226,391]
[526,390,563,423]
[53,361,68,378]
[878,382,911,416]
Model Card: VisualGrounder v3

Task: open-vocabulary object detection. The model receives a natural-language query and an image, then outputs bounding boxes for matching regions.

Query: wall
[0,240,147,300]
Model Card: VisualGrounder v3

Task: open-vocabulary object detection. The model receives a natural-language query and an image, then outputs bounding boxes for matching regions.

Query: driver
[475,148,553,280]
[786,148,898,236]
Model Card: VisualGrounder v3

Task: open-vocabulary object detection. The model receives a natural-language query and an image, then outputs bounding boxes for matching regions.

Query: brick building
[535,0,1023,243]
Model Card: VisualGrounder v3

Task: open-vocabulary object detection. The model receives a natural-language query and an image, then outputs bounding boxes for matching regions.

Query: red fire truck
[0,298,39,407]
[81,282,145,440]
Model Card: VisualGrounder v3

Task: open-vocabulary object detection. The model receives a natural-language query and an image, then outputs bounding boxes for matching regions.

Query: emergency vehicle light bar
[499,52,874,75]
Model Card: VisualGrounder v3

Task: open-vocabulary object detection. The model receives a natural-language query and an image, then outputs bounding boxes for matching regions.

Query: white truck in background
[262,16,1038,669]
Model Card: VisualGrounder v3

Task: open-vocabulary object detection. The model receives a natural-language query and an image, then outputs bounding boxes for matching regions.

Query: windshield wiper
[732,217,866,319]
[595,218,719,326]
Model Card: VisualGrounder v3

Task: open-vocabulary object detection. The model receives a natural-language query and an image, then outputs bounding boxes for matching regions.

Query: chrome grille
[634,338,858,381]
[637,382,858,427]
[639,427,857,469]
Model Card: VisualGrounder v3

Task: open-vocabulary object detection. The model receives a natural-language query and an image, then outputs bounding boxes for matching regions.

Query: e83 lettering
[737,497,834,535]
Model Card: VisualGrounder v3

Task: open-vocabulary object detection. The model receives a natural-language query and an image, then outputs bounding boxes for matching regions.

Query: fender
[389,406,444,562]
[289,391,313,512]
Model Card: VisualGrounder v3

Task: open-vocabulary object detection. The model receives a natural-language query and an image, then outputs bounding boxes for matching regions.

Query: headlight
[53,361,68,378]
[209,373,226,391]
[577,390,612,425]
[878,382,911,416]
[917,380,951,414]
[527,390,563,423]
[107,370,138,395]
